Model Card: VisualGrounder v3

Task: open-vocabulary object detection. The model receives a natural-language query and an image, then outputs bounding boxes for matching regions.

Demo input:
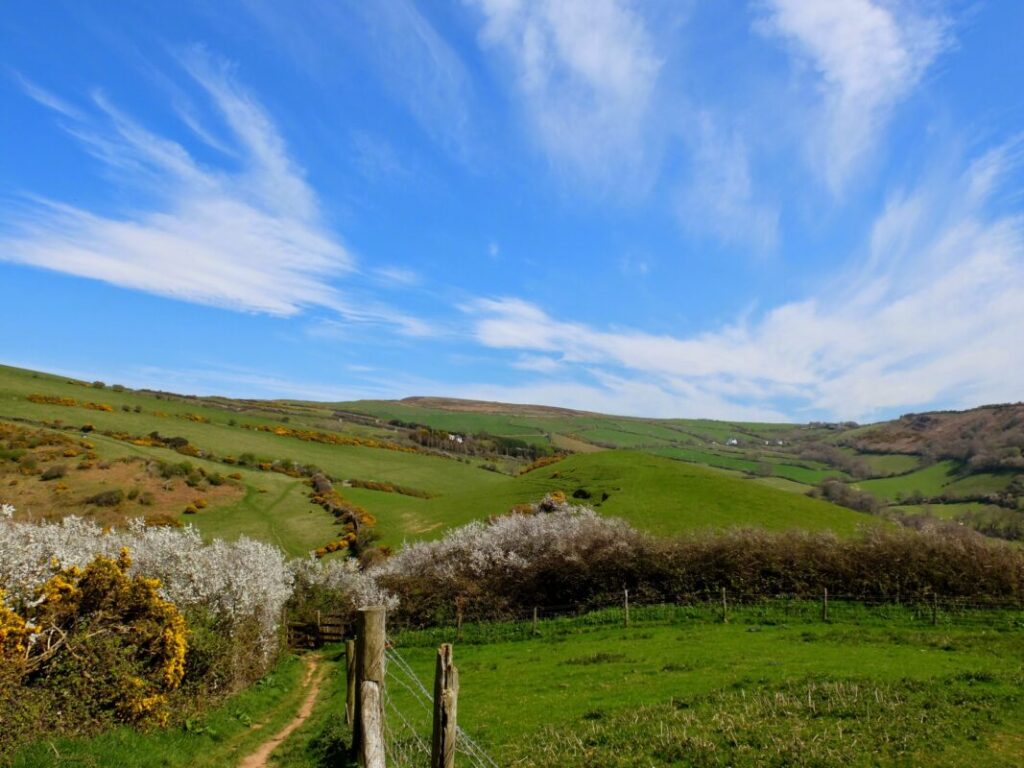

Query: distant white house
[726,438,739,446]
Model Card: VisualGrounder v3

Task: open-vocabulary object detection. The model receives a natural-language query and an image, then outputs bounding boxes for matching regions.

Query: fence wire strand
[382,642,500,768]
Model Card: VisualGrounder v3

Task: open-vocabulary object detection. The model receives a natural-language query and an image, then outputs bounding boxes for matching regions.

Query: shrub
[0,549,187,755]
[40,464,67,481]
[0,517,293,665]
[371,499,1024,627]
[85,489,124,507]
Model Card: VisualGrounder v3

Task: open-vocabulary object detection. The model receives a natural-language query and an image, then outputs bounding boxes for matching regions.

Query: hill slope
[5,364,1020,553]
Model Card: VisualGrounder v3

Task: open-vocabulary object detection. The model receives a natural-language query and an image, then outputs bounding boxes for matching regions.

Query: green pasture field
[575,426,676,448]
[945,471,1019,495]
[18,604,1024,767]
[651,445,844,485]
[856,461,962,500]
[0,365,903,552]
[385,603,1024,767]
[888,501,1007,520]
[861,452,922,476]
[352,451,878,546]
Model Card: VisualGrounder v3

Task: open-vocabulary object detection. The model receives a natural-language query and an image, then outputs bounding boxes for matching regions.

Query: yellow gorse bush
[0,588,34,661]
[11,548,188,725]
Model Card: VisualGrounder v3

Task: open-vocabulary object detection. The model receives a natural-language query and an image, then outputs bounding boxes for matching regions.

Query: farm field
[14,604,1024,767]
[352,451,879,545]
[2,362,1022,552]
[386,604,1024,767]
[0,365,883,553]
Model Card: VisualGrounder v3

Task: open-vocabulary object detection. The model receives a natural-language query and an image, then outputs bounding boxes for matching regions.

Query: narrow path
[238,654,327,768]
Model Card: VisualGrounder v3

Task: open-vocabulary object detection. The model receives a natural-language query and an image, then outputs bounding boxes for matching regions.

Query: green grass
[888,502,1007,520]
[861,453,922,476]
[8,653,319,768]
[857,461,962,500]
[383,604,1024,767]
[358,451,879,545]
[651,446,845,485]
[0,365,909,549]
[856,461,1019,503]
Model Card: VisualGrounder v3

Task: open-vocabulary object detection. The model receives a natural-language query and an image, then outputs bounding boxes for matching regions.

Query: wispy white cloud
[11,73,85,120]
[468,142,1024,421]
[1,48,430,335]
[758,0,951,192]
[374,266,420,287]
[678,114,779,253]
[240,0,475,161]
[467,0,661,190]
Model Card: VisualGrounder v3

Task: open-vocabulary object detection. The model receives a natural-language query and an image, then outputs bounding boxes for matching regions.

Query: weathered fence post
[455,596,464,642]
[720,587,728,623]
[532,606,539,636]
[931,594,938,626]
[822,588,829,622]
[355,606,387,768]
[431,644,459,768]
[345,639,356,727]
[624,588,630,628]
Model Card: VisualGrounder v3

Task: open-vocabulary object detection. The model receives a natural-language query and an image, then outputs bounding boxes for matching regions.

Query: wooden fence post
[455,597,464,642]
[822,588,829,622]
[624,589,630,628]
[355,606,387,768]
[345,639,356,727]
[931,594,938,626]
[431,643,459,768]
[720,587,728,624]
[532,607,538,636]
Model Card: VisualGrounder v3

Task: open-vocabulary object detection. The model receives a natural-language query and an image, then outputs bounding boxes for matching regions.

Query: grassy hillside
[7,363,1022,553]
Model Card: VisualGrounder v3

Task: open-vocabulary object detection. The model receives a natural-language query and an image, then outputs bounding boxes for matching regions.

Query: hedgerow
[373,497,1024,627]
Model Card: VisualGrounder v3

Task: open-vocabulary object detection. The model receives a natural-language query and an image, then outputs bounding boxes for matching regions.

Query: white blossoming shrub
[377,502,630,583]
[0,516,292,660]
[290,555,397,621]
[372,498,640,625]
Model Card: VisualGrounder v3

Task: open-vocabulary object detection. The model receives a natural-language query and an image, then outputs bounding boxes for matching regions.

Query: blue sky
[1,1,1022,422]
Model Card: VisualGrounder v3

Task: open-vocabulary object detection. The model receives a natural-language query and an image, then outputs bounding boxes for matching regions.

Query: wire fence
[389,592,1024,648]
[341,593,1022,766]
[382,641,499,768]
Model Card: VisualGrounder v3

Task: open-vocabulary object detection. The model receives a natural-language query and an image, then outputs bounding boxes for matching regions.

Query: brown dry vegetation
[0,421,242,526]
[850,403,1024,459]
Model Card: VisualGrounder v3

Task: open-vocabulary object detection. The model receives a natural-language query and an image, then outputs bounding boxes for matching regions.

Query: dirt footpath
[238,655,327,768]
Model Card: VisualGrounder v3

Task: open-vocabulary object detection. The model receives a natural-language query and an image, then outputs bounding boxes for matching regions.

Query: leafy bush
[85,489,125,507]
[0,517,292,663]
[373,499,1024,627]
[0,549,187,754]
[40,464,67,481]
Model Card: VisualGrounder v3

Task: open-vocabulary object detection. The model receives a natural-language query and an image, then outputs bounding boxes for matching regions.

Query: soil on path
[238,654,327,768]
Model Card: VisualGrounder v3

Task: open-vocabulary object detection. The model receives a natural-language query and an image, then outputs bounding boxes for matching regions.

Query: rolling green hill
[2,363,1020,553]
